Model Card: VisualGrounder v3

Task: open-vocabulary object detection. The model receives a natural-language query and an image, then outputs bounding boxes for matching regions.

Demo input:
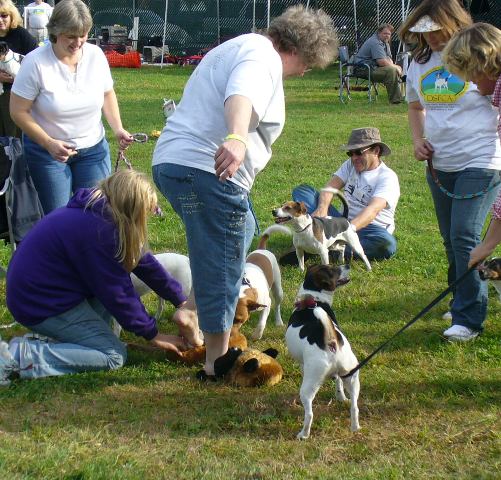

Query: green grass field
[0,65,499,479]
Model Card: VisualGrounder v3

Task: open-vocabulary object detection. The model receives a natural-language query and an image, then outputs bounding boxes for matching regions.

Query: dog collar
[294,297,317,310]
[296,223,312,233]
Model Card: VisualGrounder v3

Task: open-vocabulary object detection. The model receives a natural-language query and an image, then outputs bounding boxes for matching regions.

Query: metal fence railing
[81,0,500,57]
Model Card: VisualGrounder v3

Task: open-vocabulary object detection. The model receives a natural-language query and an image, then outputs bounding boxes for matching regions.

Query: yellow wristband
[225,133,248,148]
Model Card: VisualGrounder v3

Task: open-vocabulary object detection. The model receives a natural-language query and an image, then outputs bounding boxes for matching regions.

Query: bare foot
[172,307,203,347]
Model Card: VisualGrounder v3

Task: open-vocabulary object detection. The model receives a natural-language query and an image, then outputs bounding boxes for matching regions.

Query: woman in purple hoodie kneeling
[3,169,196,382]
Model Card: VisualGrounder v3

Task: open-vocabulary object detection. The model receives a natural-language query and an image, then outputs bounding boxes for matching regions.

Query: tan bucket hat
[341,127,392,156]
[409,15,442,33]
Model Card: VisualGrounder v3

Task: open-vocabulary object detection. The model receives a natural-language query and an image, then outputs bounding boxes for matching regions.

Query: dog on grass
[235,226,284,340]
[286,264,360,439]
[110,253,192,338]
[478,257,501,300]
[271,188,371,271]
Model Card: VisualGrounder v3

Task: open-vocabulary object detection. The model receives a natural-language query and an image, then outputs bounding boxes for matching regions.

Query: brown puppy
[478,257,501,300]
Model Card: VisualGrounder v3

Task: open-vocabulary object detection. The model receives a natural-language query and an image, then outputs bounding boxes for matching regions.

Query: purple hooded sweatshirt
[6,188,186,340]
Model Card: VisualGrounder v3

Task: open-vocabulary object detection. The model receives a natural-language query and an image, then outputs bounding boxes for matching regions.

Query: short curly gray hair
[267,5,338,69]
[47,0,92,44]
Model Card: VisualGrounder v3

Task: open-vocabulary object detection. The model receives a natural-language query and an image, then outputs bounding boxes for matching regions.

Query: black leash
[341,264,477,378]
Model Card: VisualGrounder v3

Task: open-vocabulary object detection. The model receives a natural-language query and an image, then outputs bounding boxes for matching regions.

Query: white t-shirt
[334,159,400,234]
[406,51,501,171]
[152,33,285,191]
[26,2,52,29]
[12,42,113,149]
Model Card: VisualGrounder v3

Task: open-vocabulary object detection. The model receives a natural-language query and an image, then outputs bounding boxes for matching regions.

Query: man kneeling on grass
[281,127,400,265]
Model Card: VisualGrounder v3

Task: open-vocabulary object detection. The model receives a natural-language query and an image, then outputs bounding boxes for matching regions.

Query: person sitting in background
[1,170,199,384]
[25,0,52,43]
[282,127,400,265]
[0,0,37,137]
[353,24,403,104]
[441,22,501,267]
[10,0,132,214]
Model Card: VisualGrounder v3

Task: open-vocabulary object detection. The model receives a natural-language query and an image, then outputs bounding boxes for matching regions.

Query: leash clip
[132,133,148,143]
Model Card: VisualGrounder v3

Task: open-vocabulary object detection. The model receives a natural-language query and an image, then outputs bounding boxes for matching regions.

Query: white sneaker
[442,311,452,321]
[0,336,19,386]
[443,324,479,342]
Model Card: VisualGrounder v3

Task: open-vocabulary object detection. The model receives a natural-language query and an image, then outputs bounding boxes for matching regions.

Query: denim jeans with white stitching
[153,164,255,333]
[426,167,500,332]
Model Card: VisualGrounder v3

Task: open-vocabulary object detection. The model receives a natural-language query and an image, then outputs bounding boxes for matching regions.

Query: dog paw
[296,431,310,440]
[351,424,361,433]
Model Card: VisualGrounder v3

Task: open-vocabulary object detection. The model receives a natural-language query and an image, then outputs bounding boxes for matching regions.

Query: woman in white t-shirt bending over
[10,0,133,214]
[399,0,501,342]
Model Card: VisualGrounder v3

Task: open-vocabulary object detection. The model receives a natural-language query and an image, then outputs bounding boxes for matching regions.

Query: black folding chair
[338,46,378,103]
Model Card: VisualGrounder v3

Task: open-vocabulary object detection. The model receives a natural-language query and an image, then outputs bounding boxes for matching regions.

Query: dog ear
[243,358,259,373]
[214,347,242,377]
[298,201,308,215]
[263,347,279,358]
[247,301,267,312]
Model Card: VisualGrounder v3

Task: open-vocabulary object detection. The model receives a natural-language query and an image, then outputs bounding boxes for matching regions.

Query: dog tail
[257,225,292,249]
[320,187,349,218]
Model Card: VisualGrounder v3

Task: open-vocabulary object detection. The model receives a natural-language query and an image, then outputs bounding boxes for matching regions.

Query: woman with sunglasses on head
[10,0,133,215]
[2,169,194,384]
[0,0,37,138]
[399,0,501,342]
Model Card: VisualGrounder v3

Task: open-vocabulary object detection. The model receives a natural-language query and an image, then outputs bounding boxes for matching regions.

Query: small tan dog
[235,226,285,340]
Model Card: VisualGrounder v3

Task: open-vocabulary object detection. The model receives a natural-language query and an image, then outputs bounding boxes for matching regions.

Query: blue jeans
[24,135,111,214]
[13,298,126,379]
[426,168,500,332]
[153,164,255,333]
[292,184,397,260]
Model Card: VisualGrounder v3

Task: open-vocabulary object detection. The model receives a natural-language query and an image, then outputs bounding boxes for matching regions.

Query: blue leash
[427,158,501,199]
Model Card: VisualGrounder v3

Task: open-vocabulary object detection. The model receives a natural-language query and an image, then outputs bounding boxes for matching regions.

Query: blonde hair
[86,170,158,272]
[399,0,472,64]
[47,0,92,43]
[0,0,22,29]
[443,23,501,81]
[267,5,338,69]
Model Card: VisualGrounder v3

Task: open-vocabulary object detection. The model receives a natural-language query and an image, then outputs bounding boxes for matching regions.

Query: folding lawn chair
[338,45,379,103]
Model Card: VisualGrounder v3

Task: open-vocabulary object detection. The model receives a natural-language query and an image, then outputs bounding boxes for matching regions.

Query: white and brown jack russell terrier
[110,253,193,337]
[271,188,371,272]
[235,226,284,340]
[286,263,360,439]
[478,257,501,301]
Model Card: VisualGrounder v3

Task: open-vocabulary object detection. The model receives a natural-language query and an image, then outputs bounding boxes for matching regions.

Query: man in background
[25,0,52,43]
[353,24,403,104]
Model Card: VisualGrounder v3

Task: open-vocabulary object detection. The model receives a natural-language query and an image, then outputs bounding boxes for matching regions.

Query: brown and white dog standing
[271,189,371,271]
[235,226,285,339]
[478,257,501,300]
[286,264,360,439]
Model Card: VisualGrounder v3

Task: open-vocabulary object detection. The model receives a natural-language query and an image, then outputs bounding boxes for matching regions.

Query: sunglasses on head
[346,146,372,157]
